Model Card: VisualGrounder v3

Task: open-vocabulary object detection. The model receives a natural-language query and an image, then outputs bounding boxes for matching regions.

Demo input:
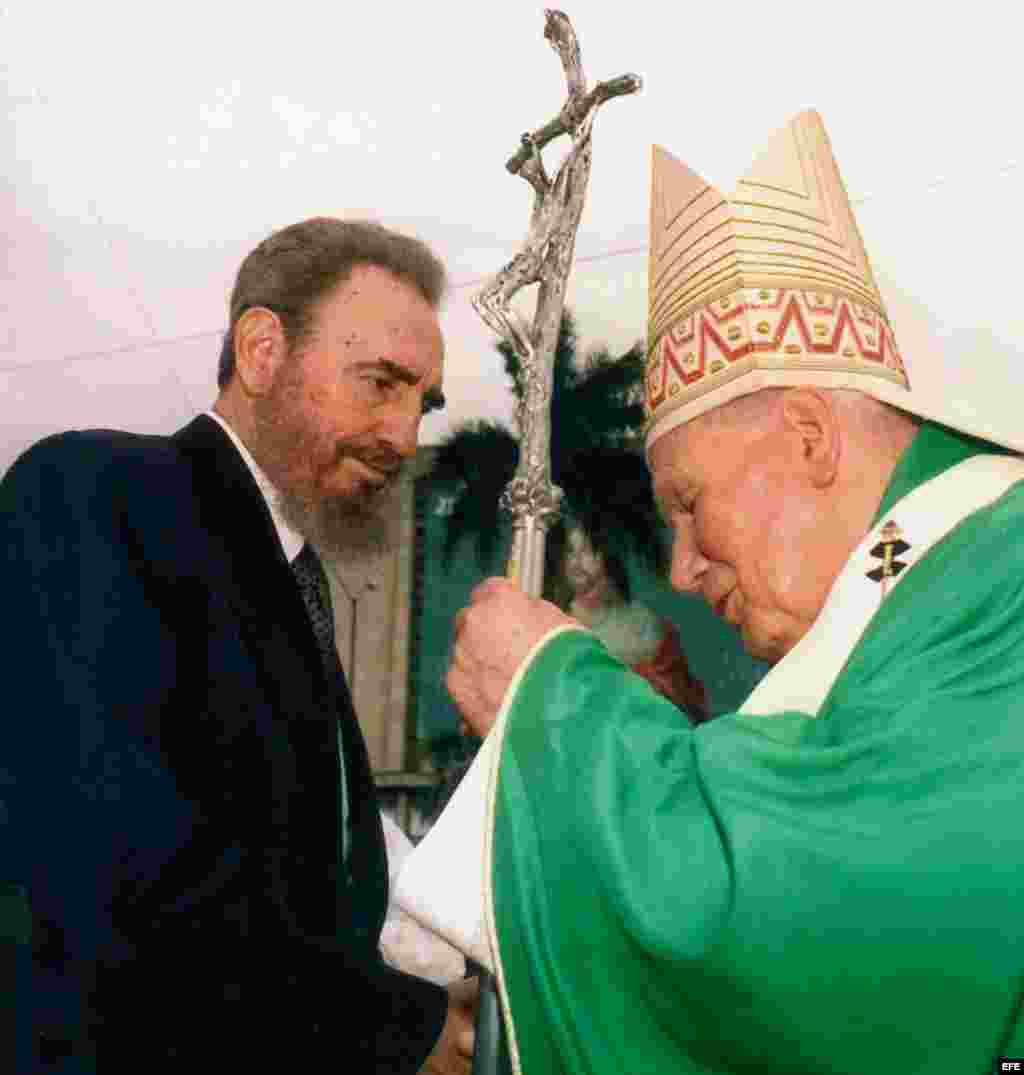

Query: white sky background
[2,0,1021,470]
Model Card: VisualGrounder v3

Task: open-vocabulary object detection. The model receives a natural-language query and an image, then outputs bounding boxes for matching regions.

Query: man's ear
[780,388,840,489]
[233,308,287,397]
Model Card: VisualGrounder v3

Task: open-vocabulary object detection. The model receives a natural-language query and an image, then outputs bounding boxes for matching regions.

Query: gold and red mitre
[645,110,911,452]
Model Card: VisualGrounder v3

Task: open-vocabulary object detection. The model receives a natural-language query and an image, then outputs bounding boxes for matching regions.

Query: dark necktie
[290,543,349,865]
[291,542,336,672]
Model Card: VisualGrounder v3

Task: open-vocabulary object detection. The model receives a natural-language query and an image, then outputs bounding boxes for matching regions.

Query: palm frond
[557,448,667,579]
[570,345,645,406]
[431,422,518,566]
[429,309,659,578]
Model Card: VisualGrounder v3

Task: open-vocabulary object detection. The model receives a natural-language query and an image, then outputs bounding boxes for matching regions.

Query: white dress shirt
[204,409,305,565]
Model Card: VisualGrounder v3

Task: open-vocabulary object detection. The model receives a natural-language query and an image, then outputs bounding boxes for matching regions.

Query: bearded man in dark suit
[1,218,476,1073]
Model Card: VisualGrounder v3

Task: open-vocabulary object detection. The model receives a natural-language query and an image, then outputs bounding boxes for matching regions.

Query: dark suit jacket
[1,415,447,1073]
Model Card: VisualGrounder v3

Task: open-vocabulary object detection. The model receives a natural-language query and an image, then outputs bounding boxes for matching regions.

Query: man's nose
[670,517,710,594]
[377,398,422,459]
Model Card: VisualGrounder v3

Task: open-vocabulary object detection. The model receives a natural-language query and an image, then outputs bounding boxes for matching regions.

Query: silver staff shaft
[470,506,559,1075]
[470,963,511,1075]
[463,11,640,1072]
[507,514,553,599]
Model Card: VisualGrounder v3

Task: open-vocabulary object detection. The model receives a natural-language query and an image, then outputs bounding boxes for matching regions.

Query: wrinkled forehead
[650,412,759,511]
[370,292,443,352]
[649,419,701,491]
[327,279,445,379]
[320,266,442,337]
[389,300,445,380]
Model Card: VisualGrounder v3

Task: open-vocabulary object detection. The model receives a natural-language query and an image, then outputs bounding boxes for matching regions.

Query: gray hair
[217,217,447,389]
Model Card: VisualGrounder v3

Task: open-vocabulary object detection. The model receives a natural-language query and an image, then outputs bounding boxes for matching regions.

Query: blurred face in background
[564,527,615,608]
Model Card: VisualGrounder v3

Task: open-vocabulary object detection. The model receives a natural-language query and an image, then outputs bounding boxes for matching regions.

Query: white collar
[204,409,305,564]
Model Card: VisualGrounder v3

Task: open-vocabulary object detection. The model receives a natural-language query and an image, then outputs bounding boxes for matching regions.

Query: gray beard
[242,377,405,569]
[270,471,405,568]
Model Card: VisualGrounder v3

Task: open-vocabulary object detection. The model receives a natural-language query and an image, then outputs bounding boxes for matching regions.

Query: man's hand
[419,977,479,1075]
[447,578,576,738]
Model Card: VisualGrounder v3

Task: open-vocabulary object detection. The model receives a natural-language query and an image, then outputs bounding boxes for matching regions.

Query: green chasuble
[492,423,1024,1075]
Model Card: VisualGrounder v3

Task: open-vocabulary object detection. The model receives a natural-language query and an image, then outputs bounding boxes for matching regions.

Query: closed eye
[363,372,397,395]
[670,494,694,522]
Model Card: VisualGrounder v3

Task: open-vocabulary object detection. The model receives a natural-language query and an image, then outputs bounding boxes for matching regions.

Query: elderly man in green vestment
[406,111,1024,1075]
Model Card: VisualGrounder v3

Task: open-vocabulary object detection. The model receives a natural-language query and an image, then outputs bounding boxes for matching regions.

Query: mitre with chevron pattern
[645,110,911,450]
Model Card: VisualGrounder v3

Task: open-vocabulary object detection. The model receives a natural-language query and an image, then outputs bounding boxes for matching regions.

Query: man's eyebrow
[357,358,446,414]
[358,358,418,384]
[651,479,671,522]
[653,475,691,521]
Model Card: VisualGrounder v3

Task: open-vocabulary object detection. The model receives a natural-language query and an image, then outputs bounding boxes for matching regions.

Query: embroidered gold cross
[866,520,911,598]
